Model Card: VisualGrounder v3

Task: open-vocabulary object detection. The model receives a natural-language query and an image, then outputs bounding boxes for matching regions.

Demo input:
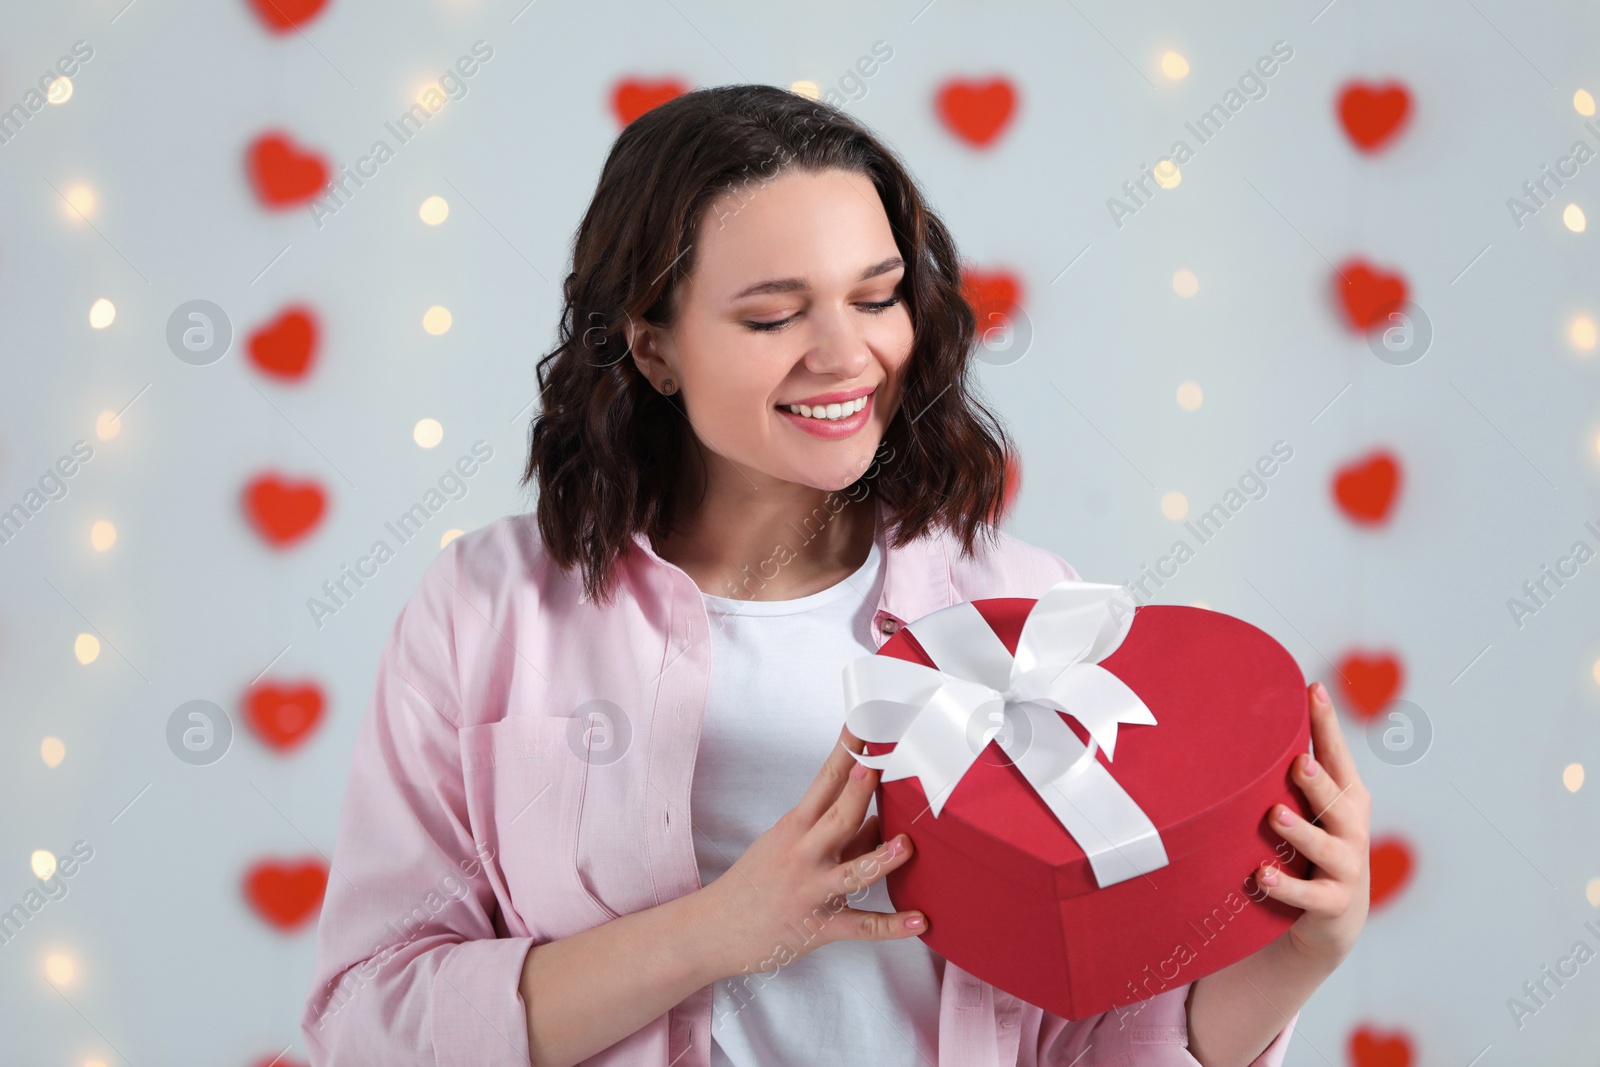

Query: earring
[660,378,677,395]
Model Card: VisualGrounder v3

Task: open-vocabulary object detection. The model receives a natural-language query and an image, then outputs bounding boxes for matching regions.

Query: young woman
[302,85,1370,1067]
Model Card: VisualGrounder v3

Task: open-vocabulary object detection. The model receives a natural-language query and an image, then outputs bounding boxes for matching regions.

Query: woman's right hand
[696,723,927,978]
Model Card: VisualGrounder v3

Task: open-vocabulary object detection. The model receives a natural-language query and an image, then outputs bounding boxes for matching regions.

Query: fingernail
[1276,806,1295,826]
[1259,866,1279,886]
[886,836,902,857]
[1303,755,1320,778]
[905,914,925,930]
[851,761,867,780]
[1312,682,1328,703]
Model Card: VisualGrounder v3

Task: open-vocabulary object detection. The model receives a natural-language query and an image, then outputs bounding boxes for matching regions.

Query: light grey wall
[1,0,1597,1063]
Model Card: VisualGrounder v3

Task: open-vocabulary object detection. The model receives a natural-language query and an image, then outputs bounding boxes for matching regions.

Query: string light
[90,520,116,552]
[88,299,115,329]
[1176,381,1204,411]
[1569,315,1597,352]
[32,850,57,879]
[440,529,463,548]
[423,306,452,335]
[74,634,100,665]
[40,737,65,768]
[1161,51,1190,80]
[1563,204,1586,232]
[1161,491,1188,520]
[62,184,96,220]
[413,418,444,448]
[415,82,446,109]
[45,954,75,986]
[1564,763,1585,792]
[1172,269,1199,298]
[419,195,449,225]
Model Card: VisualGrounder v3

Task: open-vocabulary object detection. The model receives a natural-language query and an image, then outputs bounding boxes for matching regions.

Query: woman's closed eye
[742,295,902,333]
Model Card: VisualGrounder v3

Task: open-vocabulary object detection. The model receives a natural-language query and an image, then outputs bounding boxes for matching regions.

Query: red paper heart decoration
[1333,450,1402,525]
[1369,837,1414,909]
[611,78,689,126]
[245,681,326,752]
[246,0,328,33]
[1334,260,1408,332]
[1334,652,1404,720]
[961,269,1023,329]
[243,858,328,930]
[243,474,327,547]
[247,306,319,381]
[247,132,330,209]
[1348,1025,1414,1067]
[1338,82,1411,153]
[936,78,1017,148]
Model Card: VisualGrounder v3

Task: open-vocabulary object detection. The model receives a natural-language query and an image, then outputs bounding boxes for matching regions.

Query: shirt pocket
[459,714,622,943]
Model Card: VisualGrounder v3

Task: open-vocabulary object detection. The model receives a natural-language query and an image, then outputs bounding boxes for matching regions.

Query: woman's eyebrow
[728,256,906,301]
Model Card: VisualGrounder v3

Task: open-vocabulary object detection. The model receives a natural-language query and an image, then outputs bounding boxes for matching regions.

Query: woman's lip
[778,386,876,408]
[777,392,873,438]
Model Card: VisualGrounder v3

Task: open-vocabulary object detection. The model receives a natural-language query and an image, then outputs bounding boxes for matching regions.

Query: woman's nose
[801,306,873,378]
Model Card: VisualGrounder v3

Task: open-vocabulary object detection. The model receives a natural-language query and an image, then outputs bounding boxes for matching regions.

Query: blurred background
[2,0,1598,1063]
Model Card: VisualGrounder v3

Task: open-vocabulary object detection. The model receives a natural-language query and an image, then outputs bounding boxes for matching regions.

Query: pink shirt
[301,495,1300,1065]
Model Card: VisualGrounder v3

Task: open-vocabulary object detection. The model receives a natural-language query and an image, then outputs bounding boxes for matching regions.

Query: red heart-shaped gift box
[864,598,1313,1021]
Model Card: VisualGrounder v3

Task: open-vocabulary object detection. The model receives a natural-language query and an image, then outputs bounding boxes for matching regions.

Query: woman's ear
[628,322,671,391]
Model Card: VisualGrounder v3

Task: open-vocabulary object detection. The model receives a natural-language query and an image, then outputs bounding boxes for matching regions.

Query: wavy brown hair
[523,83,1014,605]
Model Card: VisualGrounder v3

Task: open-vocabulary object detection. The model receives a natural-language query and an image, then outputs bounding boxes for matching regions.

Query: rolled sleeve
[301,542,535,1066]
[1037,984,1299,1066]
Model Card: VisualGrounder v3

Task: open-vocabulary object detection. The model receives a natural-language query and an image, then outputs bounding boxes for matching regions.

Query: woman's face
[637,166,914,495]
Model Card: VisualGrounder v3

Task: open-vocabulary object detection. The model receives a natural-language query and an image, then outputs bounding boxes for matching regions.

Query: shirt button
[880,616,900,635]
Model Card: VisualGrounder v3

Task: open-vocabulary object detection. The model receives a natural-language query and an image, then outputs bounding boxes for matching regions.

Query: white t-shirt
[692,535,943,1066]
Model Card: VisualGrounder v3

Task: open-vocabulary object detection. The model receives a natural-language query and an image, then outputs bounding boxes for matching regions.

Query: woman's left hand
[1254,681,1372,964]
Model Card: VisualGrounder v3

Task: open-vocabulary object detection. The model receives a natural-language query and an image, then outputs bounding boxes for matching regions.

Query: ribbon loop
[842,581,1170,887]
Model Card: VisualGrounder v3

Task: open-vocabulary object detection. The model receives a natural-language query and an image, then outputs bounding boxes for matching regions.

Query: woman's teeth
[783,395,868,420]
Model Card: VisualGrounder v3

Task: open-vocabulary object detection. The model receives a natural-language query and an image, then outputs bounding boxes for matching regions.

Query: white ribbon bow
[842,580,1170,887]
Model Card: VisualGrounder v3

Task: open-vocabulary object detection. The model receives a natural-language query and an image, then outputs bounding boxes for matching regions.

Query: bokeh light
[1564,763,1585,792]
[74,634,100,665]
[1563,204,1586,232]
[790,80,820,99]
[423,306,453,335]
[419,195,450,225]
[440,528,464,548]
[95,410,122,440]
[40,737,65,768]
[1576,89,1596,117]
[1160,51,1190,79]
[45,954,75,986]
[32,850,57,880]
[1153,160,1181,189]
[1176,381,1204,411]
[62,184,96,219]
[47,77,73,105]
[413,418,444,448]
[1172,269,1199,298]
[1569,315,1596,352]
[88,299,116,329]
[90,520,116,552]
[1161,491,1188,520]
